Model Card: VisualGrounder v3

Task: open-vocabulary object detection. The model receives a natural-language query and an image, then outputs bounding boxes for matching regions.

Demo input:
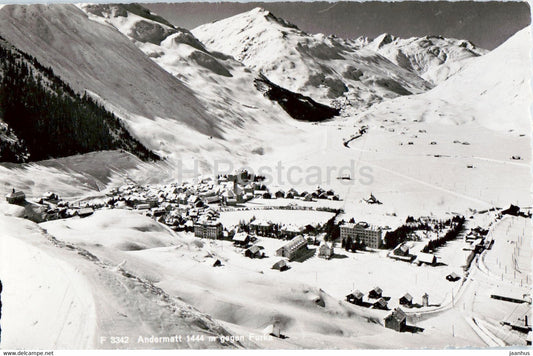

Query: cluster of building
[464,226,492,252]
[5,172,344,271]
[105,172,340,240]
[388,244,448,270]
[346,287,430,309]
[230,228,333,270]
[4,189,95,222]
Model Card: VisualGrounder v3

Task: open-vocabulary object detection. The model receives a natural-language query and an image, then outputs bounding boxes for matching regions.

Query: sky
[143,1,531,49]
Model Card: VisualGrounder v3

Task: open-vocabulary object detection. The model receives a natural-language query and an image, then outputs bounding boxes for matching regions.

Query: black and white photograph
[0,0,531,352]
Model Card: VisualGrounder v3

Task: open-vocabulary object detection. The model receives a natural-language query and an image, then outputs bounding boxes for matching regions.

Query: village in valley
[0,0,531,350]
[5,167,532,345]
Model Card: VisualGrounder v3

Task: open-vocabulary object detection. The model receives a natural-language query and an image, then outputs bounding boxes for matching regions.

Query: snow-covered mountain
[0,4,497,167]
[355,27,531,134]
[78,3,295,128]
[192,7,433,108]
[0,4,219,149]
[75,3,317,166]
[0,4,531,351]
[362,33,488,84]
[0,4,301,165]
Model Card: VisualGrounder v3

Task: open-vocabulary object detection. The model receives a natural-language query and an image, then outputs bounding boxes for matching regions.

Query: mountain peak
[249,6,270,15]
[218,6,300,31]
[193,10,431,107]
[373,33,398,48]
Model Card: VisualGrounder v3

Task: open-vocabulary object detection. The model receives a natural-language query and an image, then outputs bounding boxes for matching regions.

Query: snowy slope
[0,4,218,144]
[234,28,532,218]
[75,3,324,171]
[0,212,243,349]
[193,7,432,108]
[355,27,532,133]
[77,4,295,131]
[0,4,306,168]
[364,34,488,84]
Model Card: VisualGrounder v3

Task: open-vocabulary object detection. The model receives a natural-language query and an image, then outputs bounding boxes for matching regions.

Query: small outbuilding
[213,259,222,267]
[346,290,364,305]
[394,245,410,257]
[417,253,437,266]
[385,308,407,332]
[502,204,521,216]
[422,293,429,307]
[372,298,388,310]
[318,243,334,260]
[245,245,264,259]
[42,192,59,202]
[399,293,413,306]
[272,259,289,271]
[263,323,281,338]
[446,272,461,282]
[368,286,383,299]
[233,232,250,247]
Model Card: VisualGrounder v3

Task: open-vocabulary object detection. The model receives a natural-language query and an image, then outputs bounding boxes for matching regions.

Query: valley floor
[0,114,531,349]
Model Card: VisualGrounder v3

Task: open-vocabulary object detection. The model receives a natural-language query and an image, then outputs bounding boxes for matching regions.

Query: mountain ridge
[192,7,435,110]
[358,32,489,84]
[353,26,531,133]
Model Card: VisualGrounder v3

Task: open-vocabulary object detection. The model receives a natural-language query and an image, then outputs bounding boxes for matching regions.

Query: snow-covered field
[219,209,334,228]
[482,216,532,288]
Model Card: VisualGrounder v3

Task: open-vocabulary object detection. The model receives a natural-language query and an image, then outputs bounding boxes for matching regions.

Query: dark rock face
[188,51,233,77]
[254,74,340,122]
[128,20,177,45]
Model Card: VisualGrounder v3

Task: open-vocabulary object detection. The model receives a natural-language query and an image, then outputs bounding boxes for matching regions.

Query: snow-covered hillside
[76,4,338,170]
[0,212,243,349]
[193,7,432,108]
[355,27,532,134]
[77,3,296,131]
[363,33,488,84]
[0,4,305,167]
[0,4,218,142]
